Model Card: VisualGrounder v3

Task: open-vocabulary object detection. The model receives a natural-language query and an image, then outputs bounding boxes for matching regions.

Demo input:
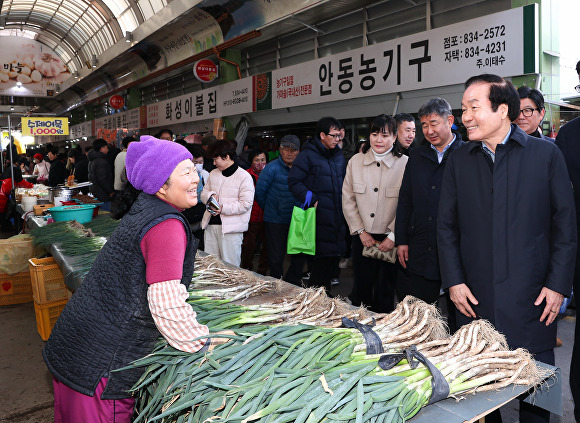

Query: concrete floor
[0,244,577,422]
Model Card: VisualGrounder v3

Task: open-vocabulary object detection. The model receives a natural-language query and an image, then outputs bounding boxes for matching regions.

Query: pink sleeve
[140,218,188,284]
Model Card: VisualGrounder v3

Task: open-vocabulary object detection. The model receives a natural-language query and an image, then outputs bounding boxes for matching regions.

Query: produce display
[120,255,549,423]
[27,224,552,422]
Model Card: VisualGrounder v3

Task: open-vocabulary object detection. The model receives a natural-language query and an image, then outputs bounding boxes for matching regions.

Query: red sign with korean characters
[109,94,125,109]
[193,59,218,83]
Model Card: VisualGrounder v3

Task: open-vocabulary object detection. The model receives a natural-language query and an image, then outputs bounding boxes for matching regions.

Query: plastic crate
[0,271,33,306]
[28,257,68,304]
[34,298,68,341]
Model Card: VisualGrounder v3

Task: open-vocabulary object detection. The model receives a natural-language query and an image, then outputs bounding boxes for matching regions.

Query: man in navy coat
[555,59,580,422]
[438,74,576,423]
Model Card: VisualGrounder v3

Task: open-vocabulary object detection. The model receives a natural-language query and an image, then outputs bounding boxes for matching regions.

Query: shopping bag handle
[302,191,313,209]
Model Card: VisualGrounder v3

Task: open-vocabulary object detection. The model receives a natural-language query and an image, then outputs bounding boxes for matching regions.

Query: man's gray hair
[417,97,453,119]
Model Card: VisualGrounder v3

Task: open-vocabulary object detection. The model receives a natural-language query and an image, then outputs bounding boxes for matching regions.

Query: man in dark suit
[555,59,580,423]
[438,74,576,423]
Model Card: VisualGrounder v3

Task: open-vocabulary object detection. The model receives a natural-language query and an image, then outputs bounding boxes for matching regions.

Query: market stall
[27,219,562,422]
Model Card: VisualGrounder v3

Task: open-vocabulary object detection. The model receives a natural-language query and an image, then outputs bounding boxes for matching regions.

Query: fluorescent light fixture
[74,71,79,79]
[125,31,132,43]
[91,54,98,68]
[0,17,6,30]
[10,106,14,111]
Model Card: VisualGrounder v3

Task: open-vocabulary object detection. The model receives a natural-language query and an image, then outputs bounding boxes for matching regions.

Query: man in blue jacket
[255,135,305,285]
[438,74,576,423]
[396,97,464,332]
[288,117,346,292]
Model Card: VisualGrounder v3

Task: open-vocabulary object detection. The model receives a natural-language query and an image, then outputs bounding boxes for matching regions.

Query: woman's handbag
[362,244,397,263]
[287,191,316,255]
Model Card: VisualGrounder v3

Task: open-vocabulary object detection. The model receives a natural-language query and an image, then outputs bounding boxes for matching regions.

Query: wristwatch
[356,228,365,235]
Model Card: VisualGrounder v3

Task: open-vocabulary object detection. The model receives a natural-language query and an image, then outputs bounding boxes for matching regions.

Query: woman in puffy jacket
[201,139,255,266]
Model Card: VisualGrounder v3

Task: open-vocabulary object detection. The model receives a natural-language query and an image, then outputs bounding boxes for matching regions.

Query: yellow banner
[21,117,69,136]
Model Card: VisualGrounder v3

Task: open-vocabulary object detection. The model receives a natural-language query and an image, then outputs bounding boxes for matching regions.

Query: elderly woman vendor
[43,136,224,422]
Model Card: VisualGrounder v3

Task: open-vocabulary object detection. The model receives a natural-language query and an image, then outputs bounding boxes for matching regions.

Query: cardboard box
[33,204,54,216]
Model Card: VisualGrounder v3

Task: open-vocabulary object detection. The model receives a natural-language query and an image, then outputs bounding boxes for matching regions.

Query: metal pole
[7,113,15,191]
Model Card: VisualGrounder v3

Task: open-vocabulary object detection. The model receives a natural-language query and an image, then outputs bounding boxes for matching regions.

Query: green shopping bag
[287,191,316,255]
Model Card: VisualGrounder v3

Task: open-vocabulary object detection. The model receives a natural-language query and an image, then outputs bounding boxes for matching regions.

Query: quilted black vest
[43,192,197,399]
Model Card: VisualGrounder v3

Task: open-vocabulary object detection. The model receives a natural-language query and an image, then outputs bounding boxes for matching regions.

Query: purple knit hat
[126,135,193,194]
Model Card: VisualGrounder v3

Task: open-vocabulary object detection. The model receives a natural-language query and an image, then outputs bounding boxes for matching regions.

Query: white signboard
[69,121,93,138]
[272,7,528,109]
[147,78,253,128]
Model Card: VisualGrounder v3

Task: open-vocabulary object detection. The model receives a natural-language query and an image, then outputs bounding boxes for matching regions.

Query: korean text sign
[21,117,69,136]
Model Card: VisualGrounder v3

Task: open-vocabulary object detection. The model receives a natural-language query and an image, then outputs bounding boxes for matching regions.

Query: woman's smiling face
[157,159,199,209]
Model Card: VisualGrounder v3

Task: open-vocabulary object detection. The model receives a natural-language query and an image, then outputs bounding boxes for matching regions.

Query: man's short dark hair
[67,148,80,159]
[46,146,57,155]
[316,116,343,137]
[576,60,580,76]
[187,144,205,159]
[92,138,108,151]
[517,86,545,111]
[155,128,173,139]
[207,139,237,160]
[394,113,415,126]
[121,136,136,149]
[417,98,453,119]
[465,74,520,122]
[202,135,218,147]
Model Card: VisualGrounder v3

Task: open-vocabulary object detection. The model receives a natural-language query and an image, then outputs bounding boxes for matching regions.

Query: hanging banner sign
[21,117,69,136]
[194,59,218,83]
[270,6,533,109]
[109,94,125,109]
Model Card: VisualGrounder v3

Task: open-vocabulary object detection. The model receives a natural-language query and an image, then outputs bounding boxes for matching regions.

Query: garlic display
[31,69,42,82]
[17,73,32,84]
[34,52,67,77]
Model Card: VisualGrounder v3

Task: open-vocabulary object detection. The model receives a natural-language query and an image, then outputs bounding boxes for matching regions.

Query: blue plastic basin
[48,204,97,224]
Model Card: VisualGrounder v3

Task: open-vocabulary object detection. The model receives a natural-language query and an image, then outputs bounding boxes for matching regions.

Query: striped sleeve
[147,280,210,352]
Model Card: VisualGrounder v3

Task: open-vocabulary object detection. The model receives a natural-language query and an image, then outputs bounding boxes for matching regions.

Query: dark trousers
[307,256,341,292]
[349,234,396,313]
[485,349,554,423]
[396,269,457,333]
[265,222,306,285]
[571,235,580,422]
[241,221,268,275]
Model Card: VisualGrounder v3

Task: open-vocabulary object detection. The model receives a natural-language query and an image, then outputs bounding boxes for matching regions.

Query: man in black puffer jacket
[288,116,346,292]
[88,138,114,211]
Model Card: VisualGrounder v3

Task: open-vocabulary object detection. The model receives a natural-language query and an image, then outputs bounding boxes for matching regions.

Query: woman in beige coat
[342,114,408,312]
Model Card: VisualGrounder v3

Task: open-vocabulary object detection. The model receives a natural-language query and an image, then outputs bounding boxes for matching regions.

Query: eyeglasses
[519,108,538,117]
[575,84,580,93]
[326,133,342,140]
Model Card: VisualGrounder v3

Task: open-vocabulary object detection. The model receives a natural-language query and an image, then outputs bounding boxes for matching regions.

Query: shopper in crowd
[67,148,89,187]
[46,146,67,187]
[0,166,33,231]
[342,114,406,313]
[288,117,346,292]
[88,138,115,211]
[182,144,209,250]
[555,58,580,423]
[238,136,260,169]
[240,150,269,275]
[202,134,218,172]
[255,135,305,285]
[18,156,32,175]
[394,113,416,155]
[32,152,50,184]
[395,98,464,331]
[43,135,234,422]
[155,128,174,141]
[200,139,254,267]
[114,136,136,191]
[438,74,576,423]
[515,86,553,141]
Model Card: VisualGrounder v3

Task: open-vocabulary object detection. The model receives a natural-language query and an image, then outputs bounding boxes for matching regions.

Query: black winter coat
[438,125,576,353]
[47,159,67,187]
[88,149,114,202]
[74,154,89,184]
[395,134,464,280]
[288,137,346,257]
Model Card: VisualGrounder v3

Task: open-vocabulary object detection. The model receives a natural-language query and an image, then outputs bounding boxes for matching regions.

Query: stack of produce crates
[28,257,70,341]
